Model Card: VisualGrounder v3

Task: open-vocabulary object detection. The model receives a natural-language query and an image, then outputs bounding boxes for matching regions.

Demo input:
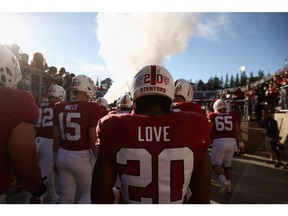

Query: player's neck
[142,106,167,116]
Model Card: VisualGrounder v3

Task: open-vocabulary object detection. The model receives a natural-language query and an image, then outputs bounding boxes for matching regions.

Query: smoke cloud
[95,13,200,103]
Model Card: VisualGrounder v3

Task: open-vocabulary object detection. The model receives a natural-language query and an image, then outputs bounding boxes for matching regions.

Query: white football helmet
[0,44,22,88]
[119,94,132,109]
[96,97,108,108]
[71,75,96,99]
[213,99,227,112]
[47,84,66,102]
[174,79,194,102]
[131,64,175,102]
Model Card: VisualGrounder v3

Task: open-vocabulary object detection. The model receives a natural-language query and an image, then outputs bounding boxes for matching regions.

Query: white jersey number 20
[116,147,194,204]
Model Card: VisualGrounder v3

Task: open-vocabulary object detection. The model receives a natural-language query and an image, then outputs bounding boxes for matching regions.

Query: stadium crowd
[5,43,288,118]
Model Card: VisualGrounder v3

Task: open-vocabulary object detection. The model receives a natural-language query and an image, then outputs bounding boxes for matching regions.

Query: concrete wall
[274,113,288,146]
[240,113,288,158]
[241,121,266,152]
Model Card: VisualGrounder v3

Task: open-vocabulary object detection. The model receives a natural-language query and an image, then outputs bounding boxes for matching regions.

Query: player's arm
[91,151,119,204]
[7,122,44,194]
[187,151,211,204]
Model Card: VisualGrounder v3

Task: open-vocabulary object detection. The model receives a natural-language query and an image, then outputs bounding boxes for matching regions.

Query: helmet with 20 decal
[119,94,132,109]
[132,64,174,102]
[71,75,96,100]
[213,99,227,112]
[174,79,194,102]
[47,84,66,102]
[96,97,108,108]
[0,44,22,88]
[131,64,175,114]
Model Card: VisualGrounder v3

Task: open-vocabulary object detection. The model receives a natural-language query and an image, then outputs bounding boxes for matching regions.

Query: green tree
[230,75,235,88]
[224,73,229,88]
[100,78,113,91]
[235,73,240,87]
[220,76,224,88]
[258,70,265,79]
[240,71,247,86]
[196,79,206,91]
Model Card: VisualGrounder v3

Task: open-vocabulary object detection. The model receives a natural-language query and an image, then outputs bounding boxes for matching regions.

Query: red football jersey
[53,101,102,151]
[0,87,39,194]
[100,107,109,117]
[35,101,57,138]
[173,102,203,114]
[97,111,211,204]
[207,111,238,139]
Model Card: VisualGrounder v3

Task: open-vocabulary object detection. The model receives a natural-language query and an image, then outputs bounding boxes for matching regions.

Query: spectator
[260,109,282,167]
[43,66,58,97]
[91,64,212,204]
[243,84,255,121]
[17,53,32,92]
[30,52,47,103]
[254,86,266,122]
[233,87,245,117]
[55,67,66,87]
[63,72,74,101]
[0,45,46,204]
[265,82,279,113]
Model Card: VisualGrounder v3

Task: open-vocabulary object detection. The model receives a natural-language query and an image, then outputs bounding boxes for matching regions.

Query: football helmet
[96,97,108,108]
[47,84,66,102]
[119,94,132,109]
[174,79,194,102]
[0,44,22,88]
[213,99,227,112]
[131,64,174,102]
[71,75,96,99]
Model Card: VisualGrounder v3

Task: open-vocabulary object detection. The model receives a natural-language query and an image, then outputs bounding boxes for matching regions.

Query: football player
[207,99,244,195]
[91,64,212,204]
[34,84,66,203]
[109,93,133,114]
[173,79,204,114]
[95,97,109,117]
[53,75,102,204]
[0,45,46,204]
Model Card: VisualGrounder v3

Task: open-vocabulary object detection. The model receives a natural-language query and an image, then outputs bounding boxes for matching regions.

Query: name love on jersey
[138,126,170,142]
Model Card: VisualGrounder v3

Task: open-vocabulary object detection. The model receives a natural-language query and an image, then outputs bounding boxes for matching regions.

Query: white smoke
[95,13,201,103]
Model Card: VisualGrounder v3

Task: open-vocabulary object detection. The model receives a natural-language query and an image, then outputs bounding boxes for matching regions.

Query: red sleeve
[89,103,103,127]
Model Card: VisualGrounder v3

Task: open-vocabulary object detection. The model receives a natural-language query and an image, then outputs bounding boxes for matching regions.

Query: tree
[240,71,247,86]
[196,79,206,91]
[249,71,257,83]
[258,70,265,79]
[212,76,221,90]
[224,73,229,89]
[96,77,100,88]
[100,78,113,91]
[220,76,224,88]
[235,73,240,87]
[230,75,235,88]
